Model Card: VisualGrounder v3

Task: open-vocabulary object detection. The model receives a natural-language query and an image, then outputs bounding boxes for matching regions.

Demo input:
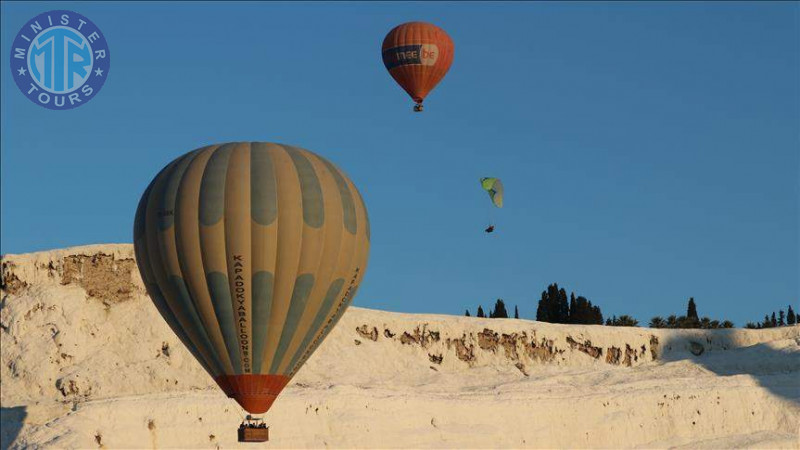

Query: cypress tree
[771,312,778,328]
[687,298,698,321]
[569,293,577,323]
[536,290,548,322]
[548,284,561,322]
[778,310,785,327]
[590,301,603,324]
[558,288,569,323]
[788,306,796,325]
[477,305,485,318]
[762,314,771,328]
[465,309,471,317]
[514,305,519,319]
[492,299,509,319]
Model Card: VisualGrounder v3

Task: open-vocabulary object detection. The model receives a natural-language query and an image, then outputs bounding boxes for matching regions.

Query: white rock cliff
[1,245,798,449]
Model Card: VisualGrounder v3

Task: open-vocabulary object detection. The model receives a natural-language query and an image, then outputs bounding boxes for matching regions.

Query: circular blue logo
[10,10,110,110]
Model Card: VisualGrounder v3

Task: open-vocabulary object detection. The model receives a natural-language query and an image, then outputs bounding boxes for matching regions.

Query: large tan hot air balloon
[134,142,370,419]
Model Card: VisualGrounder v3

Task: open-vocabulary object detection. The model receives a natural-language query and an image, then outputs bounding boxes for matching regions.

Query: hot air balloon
[381,21,454,112]
[480,177,502,233]
[133,142,370,440]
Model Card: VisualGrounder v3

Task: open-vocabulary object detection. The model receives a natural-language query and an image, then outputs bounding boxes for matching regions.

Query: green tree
[676,315,700,329]
[477,306,485,318]
[607,315,638,327]
[649,316,666,328]
[557,288,569,323]
[536,283,571,323]
[591,302,604,325]
[771,312,778,328]
[788,305,796,325]
[569,293,578,323]
[618,315,639,327]
[778,310,785,327]
[465,309,471,317]
[514,305,519,319]
[536,290,549,322]
[492,299,509,318]
[666,315,678,328]
[721,320,734,328]
[687,297,698,320]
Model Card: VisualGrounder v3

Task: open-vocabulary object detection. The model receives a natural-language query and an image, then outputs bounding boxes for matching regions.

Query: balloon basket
[413,103,424,112]
[238,416,269,443]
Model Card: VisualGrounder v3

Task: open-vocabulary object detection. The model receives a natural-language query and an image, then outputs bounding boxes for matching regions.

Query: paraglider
[381,22,454,112]
[480,177,503,233]
[133,142,370,439]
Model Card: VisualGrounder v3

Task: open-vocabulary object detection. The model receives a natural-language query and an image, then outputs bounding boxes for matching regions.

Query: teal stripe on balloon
[134,158,175,241]
[199,144,235,226]
[135,167,222,377]
[134,179,155,243]
[146,283,217,376]
[270,274,315,373]
[168,275,225,373]
[251,271,274,373]
[353,186,370,242]
[283,278,344,375]
[207,271,243,374]
[283,146,324,228]
[159,150,200,230]
[318,157,356,235]
[288,281,359,376]
[250,143,278,226]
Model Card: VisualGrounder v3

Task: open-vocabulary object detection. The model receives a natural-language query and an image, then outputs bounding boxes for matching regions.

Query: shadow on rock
[659,332,800,405]
[0,406,27,450]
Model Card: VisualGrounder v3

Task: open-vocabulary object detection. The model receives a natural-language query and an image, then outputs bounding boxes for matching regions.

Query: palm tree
[649,316,666,328]
[615,315,639,327]
[666,315,678,328]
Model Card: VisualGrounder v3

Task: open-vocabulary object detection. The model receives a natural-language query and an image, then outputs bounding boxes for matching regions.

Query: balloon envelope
[382,21,454,106]
[134,142,370,414]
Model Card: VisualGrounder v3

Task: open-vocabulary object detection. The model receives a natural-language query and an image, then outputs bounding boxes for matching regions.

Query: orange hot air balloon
[382,22,454,112]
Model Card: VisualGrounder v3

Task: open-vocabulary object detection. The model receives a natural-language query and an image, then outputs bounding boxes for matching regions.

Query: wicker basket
[238,426,269,443]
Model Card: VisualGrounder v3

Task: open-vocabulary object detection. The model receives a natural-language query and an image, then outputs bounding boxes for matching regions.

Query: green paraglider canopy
[480,177,503,208]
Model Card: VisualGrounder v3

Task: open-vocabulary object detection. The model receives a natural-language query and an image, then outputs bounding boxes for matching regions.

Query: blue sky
[2,2,797,326]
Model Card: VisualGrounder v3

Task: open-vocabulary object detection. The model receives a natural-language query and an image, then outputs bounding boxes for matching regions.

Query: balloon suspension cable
[413,102,424,112]
[228,397,247,421]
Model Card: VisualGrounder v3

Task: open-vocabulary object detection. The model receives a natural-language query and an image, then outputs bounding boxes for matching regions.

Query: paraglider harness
[484,225,495,233]
[238,415,269,443]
